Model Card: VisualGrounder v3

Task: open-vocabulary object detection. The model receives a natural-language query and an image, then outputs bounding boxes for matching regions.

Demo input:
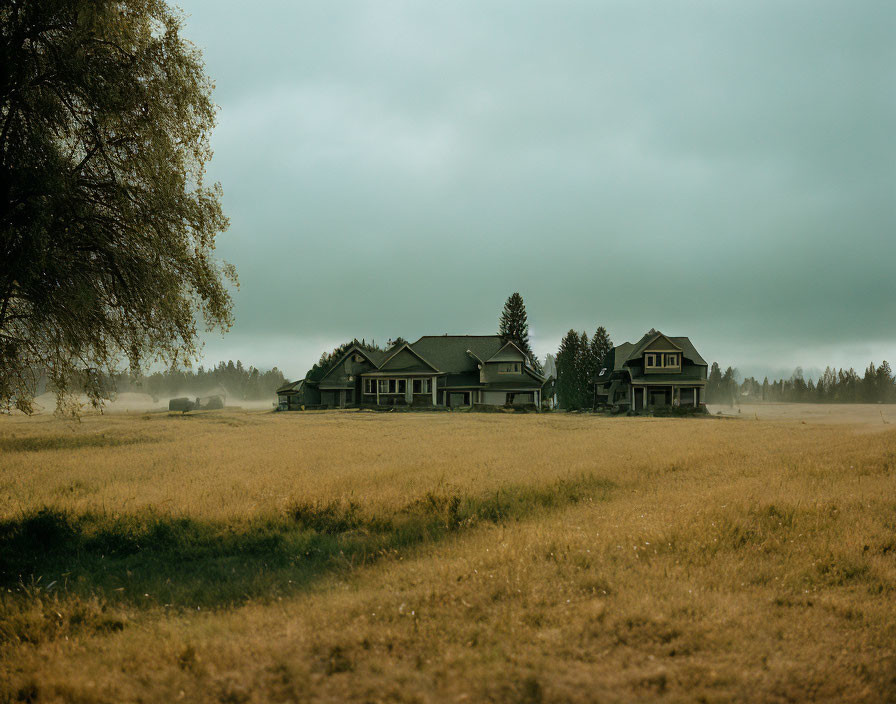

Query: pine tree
[708,363,723,403]
[576,331,593,409]
[862,363,877,402]
[498,292,541,372]
[590,326,613,368]
[556,330,582,410]
[875,361,893,403]
[722,367,737,406]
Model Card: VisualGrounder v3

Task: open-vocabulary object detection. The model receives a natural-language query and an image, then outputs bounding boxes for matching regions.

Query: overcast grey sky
[179,1,895,381]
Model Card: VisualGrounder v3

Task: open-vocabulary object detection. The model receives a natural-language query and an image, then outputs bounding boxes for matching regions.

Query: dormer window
[645,354,658,368]
[498,362,521,374]
[665,354,679,367]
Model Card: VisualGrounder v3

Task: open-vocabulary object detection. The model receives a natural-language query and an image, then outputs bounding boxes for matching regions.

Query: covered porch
[360,372,440,406]
[630,384,703,411]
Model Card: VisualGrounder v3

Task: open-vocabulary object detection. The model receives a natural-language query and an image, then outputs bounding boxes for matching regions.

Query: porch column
[431,376,437,405]
[376,381,380,406]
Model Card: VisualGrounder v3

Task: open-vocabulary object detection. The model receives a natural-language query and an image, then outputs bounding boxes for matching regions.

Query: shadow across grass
[0,434,153,453]
[0,474,615,613]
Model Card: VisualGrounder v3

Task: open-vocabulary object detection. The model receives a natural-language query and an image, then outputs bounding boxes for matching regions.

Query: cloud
[176,0,895,379]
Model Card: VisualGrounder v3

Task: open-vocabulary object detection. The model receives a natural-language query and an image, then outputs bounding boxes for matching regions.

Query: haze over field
[173,0,895,380]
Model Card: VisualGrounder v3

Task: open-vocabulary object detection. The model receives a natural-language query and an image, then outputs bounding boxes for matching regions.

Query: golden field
[1,408,894,703]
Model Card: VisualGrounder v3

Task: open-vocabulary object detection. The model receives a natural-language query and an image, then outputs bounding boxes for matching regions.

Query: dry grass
[1,408,894,703]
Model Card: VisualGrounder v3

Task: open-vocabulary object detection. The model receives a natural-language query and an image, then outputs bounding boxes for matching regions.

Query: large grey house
[594,329,707,411]
[278,335,546,410]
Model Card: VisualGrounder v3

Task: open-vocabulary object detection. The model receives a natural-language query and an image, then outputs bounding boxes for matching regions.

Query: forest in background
[37,362,288,403]
[706,362,895,405]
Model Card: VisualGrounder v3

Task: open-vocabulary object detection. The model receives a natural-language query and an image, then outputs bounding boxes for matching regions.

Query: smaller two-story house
[594,329,707,411]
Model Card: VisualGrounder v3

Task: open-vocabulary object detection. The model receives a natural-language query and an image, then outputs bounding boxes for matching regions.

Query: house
[276,378,320,410]
[283,335,546,410]
[594,329,707,411]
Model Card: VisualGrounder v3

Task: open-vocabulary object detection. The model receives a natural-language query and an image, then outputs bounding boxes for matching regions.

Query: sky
[177,0,895,382]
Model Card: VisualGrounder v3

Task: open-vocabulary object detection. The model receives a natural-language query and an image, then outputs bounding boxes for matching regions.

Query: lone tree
[498,292,541,372]
[0,1,235,413]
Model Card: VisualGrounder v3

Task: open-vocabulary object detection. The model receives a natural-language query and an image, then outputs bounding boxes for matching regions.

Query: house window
[666,354,679,367]
[498,362,521,374]
[397,379,406,394]
[378,379,388,393]
[645,354,656,368]
[412,379,432,394]
[364,379,375,394]
[388,379,397,393]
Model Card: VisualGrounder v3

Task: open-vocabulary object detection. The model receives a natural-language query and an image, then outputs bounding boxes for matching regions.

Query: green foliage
[0,0,234,414]
[498,292,541,372]
[706,363,738,405]
[556,326,612,410]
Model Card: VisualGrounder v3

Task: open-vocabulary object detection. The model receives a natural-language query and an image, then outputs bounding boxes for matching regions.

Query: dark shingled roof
[595,331,706,386]
[276,380,302,394]
[626,331,707,367]
[410,336,505,374]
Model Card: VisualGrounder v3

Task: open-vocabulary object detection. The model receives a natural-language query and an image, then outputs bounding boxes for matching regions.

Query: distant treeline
[707,362,895,405]
[51,361,288,402]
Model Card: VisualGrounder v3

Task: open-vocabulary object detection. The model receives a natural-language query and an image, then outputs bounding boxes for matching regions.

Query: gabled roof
[596,331,706,384]
[319,345,385,382]
[632,331,681,356]
[377,342,440,373]
[612,330,707,368]
[485,341,529,363]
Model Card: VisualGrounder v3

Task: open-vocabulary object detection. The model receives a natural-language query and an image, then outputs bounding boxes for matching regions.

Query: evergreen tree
[556,330,582,409]
[590,326,613,369]
[722,367,738,406]
[862,363,877,403]
[576,331,593,409]
[498,293,541,372]
[707,363,723,403]
[875,361,893,403]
